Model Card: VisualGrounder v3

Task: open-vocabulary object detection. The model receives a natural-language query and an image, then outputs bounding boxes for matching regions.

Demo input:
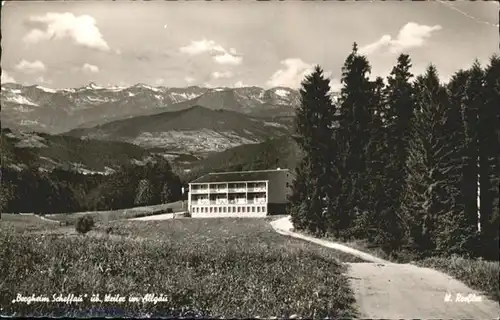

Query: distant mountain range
[1,82,302,134]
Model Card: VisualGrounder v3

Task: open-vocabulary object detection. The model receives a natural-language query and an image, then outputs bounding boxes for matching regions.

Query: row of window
[191,206,267,214]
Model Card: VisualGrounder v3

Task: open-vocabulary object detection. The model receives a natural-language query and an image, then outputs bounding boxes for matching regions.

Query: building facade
[188,169,294,218]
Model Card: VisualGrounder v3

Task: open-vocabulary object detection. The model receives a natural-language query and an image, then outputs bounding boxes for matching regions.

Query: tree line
[1,155,182,214]
[289,43,499,261]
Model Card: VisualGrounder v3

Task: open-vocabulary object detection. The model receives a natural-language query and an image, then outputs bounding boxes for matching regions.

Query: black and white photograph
[1,0,499,318]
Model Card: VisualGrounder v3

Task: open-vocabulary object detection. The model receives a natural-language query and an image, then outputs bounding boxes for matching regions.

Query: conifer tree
[447,69,477,236]
[403,65,475,256]
[336,43,374,236]
[480,55,500,259]
[379,54,415,249]
[290,65,337,234]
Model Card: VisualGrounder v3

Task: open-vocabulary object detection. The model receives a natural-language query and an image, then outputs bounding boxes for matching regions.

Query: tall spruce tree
[380,54,416,249]
[447,68,478,238]
[403,65,475,257]
[336,43,374,236]
[289,65,337,234]
[480,55,500,260]
[355,76,389,242]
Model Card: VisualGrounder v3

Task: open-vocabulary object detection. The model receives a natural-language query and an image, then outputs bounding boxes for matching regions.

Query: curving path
[270,216,500,319]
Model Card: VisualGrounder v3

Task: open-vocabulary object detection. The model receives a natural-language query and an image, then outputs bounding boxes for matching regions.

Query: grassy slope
[0,217,360,318]
[46,201,187,224]
[418,256,500,302]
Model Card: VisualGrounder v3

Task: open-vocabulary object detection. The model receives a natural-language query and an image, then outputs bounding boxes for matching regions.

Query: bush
[75,215,95,234]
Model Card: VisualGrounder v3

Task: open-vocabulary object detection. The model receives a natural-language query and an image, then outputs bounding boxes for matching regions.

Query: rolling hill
[64,105,294,155]
[1,128,156,174]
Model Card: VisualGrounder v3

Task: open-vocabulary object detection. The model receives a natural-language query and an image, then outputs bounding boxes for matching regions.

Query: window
[223,207,227,213]
[247,207,251,212]
[237,207,241,213]
[257,207,261,212]
[242,207,246,213]
[252,207,256,213]
[286,182,290,188]
[262,206,266,212]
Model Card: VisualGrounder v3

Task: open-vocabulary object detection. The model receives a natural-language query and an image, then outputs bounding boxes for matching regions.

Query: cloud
[213,52,243,65]
[15,60,46,73]
[267,58,340,92]
[184,76,196,84]
[1,71,16,83]
[23,12,110,51]
[82,63,99,73]
[234,81,246,88]
[180,39,225,55]
[179,39,243,65]
[36,76,52,84]
[267,58,315,88]
[211,71,233,79]
[359,22,442,55]
[155,78,165,85]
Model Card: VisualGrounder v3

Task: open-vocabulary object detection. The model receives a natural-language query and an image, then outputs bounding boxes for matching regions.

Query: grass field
[44,201,187,225]
[0,216,361,318]
[418,256,500,302]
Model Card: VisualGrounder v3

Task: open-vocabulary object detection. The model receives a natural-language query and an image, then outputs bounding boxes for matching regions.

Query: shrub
[75,215,95,234]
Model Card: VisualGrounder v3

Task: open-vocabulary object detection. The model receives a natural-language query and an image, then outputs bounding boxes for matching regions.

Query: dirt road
[270,216,500,319]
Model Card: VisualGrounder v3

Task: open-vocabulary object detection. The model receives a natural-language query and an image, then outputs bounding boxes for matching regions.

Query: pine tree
[290,65,337,235]
[447,68,478,239]
[463,63,483,233]
[134,179,154,206]
[336,43,374,236]
[403,65,475,257]
[480,55,500,260]
[379,54,415,249]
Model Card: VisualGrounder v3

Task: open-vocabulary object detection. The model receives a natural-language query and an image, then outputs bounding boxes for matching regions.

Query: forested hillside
[289,44,499,261]
[0,129,182,214]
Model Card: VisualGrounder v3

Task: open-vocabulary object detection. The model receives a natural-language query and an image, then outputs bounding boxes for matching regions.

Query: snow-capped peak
[36,85,57,93]
[84,82,103,90]
[274,88,290,98]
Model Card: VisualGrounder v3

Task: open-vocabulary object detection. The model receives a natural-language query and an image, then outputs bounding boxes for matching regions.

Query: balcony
[228,199,247,205]
[228,188,247,193]
[247,187,266,192]
[195,199,210,205]
[248,198,267,204]
[209,188,228,193]
[191,188,209,194]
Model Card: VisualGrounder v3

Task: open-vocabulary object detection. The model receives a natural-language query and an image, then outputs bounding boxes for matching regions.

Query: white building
[188,169,294,218]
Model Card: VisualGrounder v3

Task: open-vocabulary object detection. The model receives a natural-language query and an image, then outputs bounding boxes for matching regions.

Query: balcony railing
[228,188,247,193]
[191,189,209,194]
[247,187,266,192]
[209,188,228,193]
[247,198,267,204]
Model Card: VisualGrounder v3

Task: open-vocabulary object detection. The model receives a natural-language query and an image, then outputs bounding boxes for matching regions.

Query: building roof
[190,169,291,184]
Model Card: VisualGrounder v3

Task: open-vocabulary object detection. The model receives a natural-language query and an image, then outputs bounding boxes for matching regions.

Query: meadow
[44,200,187,225]
[0,215,362,318]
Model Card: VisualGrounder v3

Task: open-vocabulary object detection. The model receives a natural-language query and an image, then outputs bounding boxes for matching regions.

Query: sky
[1,0,499,90]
